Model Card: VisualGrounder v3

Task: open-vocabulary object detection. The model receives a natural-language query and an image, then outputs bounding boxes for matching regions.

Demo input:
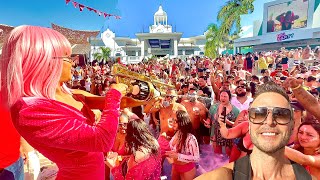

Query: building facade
[89,5,206,64]
[234,0,320,53]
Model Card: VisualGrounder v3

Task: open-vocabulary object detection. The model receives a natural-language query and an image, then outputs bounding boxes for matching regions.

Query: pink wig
[0,25,71,108]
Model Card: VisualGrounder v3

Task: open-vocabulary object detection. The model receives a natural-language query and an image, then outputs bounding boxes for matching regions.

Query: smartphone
[221,106,227,123]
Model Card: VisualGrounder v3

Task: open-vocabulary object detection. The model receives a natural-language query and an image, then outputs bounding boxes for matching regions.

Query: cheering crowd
[0,25,320,180]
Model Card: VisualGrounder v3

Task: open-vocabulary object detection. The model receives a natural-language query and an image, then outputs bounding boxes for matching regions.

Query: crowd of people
[0,25,320,180]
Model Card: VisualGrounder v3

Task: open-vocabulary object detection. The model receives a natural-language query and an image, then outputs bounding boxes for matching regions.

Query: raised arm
[284,77,320,120]
[218,121,249,139]
[285,147,320,168]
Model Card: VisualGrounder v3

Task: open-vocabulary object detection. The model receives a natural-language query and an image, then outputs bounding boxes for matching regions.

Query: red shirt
[10,89,121,180]
[0,105,20,168]
[270,71,289,77]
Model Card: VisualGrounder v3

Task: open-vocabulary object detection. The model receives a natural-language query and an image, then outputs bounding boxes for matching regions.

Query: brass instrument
[111,64,175,108]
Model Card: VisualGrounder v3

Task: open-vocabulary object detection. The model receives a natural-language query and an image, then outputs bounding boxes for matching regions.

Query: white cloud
[241,25,253,33]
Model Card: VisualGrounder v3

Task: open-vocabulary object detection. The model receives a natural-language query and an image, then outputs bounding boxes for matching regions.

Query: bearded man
[231,81,253,111]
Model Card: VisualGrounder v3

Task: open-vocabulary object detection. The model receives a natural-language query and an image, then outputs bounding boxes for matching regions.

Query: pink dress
[10,89,121,180]
[111,153,161,180]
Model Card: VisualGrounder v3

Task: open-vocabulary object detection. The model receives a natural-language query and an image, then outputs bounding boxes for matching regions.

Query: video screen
[267,0,308,32]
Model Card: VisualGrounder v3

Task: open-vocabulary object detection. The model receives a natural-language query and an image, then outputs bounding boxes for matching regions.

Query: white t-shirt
[231,96,253,111]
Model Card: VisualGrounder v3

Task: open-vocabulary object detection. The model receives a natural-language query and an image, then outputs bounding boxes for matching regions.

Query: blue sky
[0,0,270,38]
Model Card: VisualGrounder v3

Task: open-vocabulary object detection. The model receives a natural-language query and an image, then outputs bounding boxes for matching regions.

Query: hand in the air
[110,83,128,97]
[283,77,303,89]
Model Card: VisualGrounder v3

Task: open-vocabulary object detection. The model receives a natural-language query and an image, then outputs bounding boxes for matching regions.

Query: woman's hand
[218,115,227,127]
[165,151,178,159]
[110,83,128,97]
[105,151,119,168]
[203,118,211,128]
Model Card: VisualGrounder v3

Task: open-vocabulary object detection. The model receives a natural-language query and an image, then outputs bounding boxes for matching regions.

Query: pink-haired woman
[0,25,127,180]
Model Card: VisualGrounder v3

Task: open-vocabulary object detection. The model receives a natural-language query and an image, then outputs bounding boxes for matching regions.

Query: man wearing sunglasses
[196,82,312,179]
[231,83,253,112]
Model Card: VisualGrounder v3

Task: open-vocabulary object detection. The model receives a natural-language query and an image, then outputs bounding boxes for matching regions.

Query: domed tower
[150,5,172,33]
[154,5,167,26]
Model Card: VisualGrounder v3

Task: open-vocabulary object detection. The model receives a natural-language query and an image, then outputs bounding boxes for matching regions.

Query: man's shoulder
[195,162,234,180]
[175,103,187,111]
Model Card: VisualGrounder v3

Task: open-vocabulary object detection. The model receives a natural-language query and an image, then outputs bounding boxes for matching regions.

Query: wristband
[291,84,301,90]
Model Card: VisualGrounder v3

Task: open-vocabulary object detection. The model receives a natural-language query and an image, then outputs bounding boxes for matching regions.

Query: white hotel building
[89,6,206,64]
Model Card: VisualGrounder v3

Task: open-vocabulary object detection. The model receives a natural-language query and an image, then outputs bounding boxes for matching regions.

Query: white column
[183,50,186,55]
[154,17,156,25]
[166,17,168,25]
[141,40,145,57]
[136,51,139,56]
[174,39,178,57]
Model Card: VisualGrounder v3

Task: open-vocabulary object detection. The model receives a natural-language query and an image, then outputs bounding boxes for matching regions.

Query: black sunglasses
[248,107,292,125]
[237,85,246,89]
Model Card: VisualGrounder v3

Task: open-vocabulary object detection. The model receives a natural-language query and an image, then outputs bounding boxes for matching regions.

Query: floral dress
[209,103,240,148]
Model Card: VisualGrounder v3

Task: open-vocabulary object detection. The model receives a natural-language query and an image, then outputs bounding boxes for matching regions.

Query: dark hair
[125,119,159,155]
[261,69,268,74]
[261,76,273,83]
[175,110,194,153]
[80,79,86,86]
[251,75,259,81]
[250,82,257,97]
[254,82,289,102]
[220,89,232,100]
[307,76,316,82]
[296,121,320,154]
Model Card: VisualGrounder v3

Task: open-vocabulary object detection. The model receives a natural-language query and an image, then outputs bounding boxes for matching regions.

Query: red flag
[72,1,78,8]
[65,0,71,4]
[103,13,109,18]
[115,16,121,19]
[87,7,93,11]
[93,9,97,13]
[79,4,85,11]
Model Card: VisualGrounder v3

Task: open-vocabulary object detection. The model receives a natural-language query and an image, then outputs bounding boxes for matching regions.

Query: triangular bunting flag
[72,1,78,8]
[79,4,85,11]
[65,1,121,20]
[103,13,110,18]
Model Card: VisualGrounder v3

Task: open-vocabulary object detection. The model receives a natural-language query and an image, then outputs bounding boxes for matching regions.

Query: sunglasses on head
[248,107,292,125]
[165,95,176,98]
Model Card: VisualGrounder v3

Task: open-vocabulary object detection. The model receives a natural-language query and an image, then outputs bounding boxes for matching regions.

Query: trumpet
[111,64,175,108]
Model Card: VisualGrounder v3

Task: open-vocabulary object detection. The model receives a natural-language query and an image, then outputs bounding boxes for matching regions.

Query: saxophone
[111,64,175,108]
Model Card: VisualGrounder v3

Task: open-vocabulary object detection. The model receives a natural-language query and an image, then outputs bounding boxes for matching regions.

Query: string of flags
[65,0,121,19]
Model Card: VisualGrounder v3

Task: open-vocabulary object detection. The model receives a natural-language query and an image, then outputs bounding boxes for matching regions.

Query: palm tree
[205,24,239,58]
[205,23,221,58]
[93,47,111,64]
[217,0,254,35]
